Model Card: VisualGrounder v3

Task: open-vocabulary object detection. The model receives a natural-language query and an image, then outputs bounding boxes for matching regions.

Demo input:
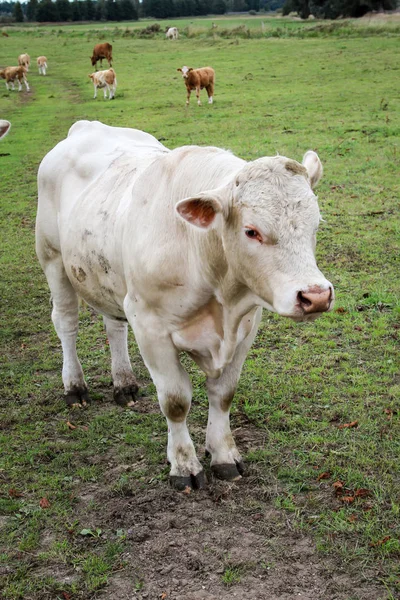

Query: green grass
[0,15,399,599]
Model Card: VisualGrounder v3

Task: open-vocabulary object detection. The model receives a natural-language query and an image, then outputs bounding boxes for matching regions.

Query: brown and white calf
[0,66,30,92]
[0,120,11,139]
[36,120,334,491]
[90,43,113,70]
[37,56,48,76]
[18,53,30,71]
[89,68,117,100]
[166,27,179,40]
[177,66,215,106]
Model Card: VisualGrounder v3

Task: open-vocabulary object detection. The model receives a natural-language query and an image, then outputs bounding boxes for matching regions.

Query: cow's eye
[245,229,262,242]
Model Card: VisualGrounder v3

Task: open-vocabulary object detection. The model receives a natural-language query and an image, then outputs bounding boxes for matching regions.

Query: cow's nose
[297,287,332,314]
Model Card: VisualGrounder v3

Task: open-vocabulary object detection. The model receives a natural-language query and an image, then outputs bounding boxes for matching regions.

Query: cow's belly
[171,298,258,378]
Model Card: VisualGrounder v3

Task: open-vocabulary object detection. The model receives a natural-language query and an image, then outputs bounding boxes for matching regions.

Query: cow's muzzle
[297,286,333,315]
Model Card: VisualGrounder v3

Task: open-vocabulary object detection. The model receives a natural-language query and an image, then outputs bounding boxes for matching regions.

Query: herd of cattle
[1,33,215,105]
[3,27,334,491]
[0,53,47,91]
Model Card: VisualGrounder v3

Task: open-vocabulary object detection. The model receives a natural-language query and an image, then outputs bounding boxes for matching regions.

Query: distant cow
[18,53,30,71]
[89,68,117,100]
[0,120,11,139]
[91,43,113,70]
[177,66,215,106]
[36,119,334,490]
[37,56,48,76]
[166,27,179,40]
[0,66,30,92]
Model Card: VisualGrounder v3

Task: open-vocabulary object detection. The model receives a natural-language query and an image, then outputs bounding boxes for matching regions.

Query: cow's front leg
[93,86,97,99]
[196,86,201,105]
[126,300,204,490]
[103,316,139,407]
[186,87,191,105]
[206,308,262,481]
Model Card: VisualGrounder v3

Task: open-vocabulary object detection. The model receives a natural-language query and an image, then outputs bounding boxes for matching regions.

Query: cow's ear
[177,68,182,72]
[188,67,193,72]
[302,151,323,188]
[0,120,10,139]
[176,194,223,229]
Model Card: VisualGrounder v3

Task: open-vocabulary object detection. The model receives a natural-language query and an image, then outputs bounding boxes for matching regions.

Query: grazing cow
[89,68,117,100]
[18,53,30,71]
[177,66,215,106]
[166,27,179,40]
[37,56,48,76]
[0,120,11,138]
[36,120,334,490]
[90,43,113,70]
[0,66,30,92]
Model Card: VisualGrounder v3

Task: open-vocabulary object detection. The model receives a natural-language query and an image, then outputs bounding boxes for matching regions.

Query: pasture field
[0,16,399,600]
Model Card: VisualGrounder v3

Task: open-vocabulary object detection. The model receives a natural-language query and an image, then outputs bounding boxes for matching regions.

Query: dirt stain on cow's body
[285,160,307,177]
[71,265,87,282]
[164,395,189,422]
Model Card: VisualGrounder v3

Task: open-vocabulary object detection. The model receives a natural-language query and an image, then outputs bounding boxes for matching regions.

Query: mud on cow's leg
[40,254,89,407]
[103,316,139,407]
[206,308,262,481]
[125,298,205,490]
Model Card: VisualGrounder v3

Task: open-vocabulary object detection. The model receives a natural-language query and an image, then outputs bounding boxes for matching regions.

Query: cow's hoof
[170,470,206,491]
[65,387,90,408]
[211,461,244,481]
[114,384,139,407]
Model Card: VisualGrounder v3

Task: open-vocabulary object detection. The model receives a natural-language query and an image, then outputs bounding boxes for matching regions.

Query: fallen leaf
[39,497,50,509]
[62,592,71,600]
[317,471,331,481]
[8,488,23,498]
[348,515,358,522]
[183,486,192,495]
[66,421,76,430]
[338,420,358,429]
[341,496,355,504]
[369,536,391,547]
[335,307,346,313]
[354,488,372,498]
[333,480,344,494]
[161,594,168,600]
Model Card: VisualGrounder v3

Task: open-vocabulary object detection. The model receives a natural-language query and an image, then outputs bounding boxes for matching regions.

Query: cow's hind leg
[103,316,139,407]
[126,299,204,490]
[206,308,262,481]
[42,255,89,407]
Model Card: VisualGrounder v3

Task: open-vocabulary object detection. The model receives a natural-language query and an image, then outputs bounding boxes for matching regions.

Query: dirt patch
[67,475,384,600]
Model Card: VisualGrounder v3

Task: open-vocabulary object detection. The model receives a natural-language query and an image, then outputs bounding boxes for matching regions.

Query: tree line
[2,0,265,22]
[282,0,397,18]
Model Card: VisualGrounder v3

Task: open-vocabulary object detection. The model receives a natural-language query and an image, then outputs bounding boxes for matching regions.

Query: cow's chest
[171,298,259,378]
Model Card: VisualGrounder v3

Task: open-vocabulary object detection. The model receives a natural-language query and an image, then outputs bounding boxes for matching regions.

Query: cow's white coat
[36,120,334,486]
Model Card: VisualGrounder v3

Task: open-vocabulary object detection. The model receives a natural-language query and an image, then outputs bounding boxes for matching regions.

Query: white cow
[36,120,334,490]
[0,119,11,138]
[166,26,179,40]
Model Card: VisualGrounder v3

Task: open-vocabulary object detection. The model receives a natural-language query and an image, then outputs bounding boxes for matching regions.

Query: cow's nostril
[297,291,312,307]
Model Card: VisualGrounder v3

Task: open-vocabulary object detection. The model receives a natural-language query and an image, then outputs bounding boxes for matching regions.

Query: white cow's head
[177,66,192,80]
[0,120,11,139]
[176,152,334,321]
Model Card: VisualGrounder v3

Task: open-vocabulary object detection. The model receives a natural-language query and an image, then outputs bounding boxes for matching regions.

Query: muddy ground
[33,416,386,600]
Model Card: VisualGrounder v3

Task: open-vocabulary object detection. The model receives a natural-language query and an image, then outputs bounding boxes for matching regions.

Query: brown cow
[37,56,48,76]
[89,68,117,100]
[18,53,30,71]
[0,66,30,92]
[177,66,215,106]
[90,43,113,70]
